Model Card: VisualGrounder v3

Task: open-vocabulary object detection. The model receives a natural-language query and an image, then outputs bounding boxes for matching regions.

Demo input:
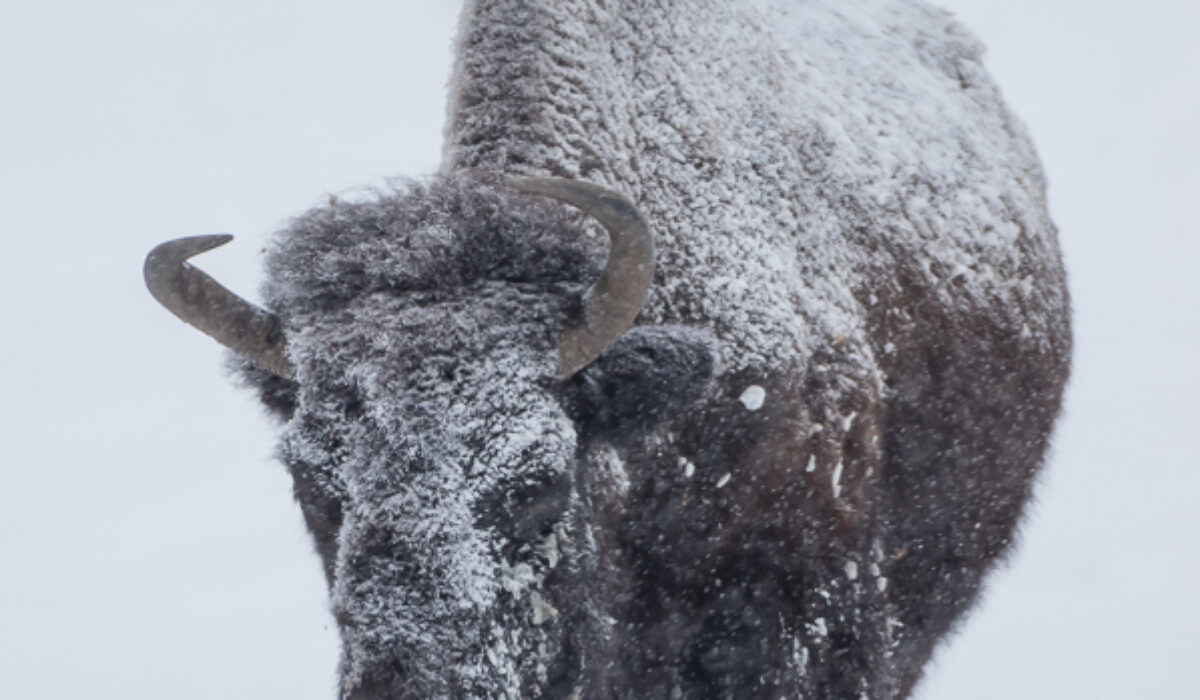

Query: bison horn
[144,235,295,380]
[508,177,656,378]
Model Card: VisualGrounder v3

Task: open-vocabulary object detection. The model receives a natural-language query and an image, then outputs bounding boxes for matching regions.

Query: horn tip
[146,233,235,259]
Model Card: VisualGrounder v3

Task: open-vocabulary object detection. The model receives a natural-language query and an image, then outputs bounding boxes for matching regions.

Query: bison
[145,0,1071,697]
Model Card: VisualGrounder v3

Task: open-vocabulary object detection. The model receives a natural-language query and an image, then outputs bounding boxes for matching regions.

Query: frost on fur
[210,1,1071,698]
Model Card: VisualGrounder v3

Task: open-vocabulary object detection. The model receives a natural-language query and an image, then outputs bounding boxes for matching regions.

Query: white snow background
[1,1,1196,697]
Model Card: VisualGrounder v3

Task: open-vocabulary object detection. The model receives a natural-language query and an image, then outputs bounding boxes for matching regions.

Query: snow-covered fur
[237,0,1071,697]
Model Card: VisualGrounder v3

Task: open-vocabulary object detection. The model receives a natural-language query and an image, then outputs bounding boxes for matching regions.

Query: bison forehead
[286,300,576,495]
[260,173,602,315]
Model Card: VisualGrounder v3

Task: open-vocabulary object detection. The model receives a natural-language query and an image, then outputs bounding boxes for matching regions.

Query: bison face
[286,291,578,698]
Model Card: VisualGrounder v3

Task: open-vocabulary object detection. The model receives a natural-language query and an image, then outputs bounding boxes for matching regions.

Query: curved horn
[508,177,656,378]
[144,235,295,380]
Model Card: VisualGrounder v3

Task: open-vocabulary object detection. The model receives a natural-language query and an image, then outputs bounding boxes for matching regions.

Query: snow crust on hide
[439,3,1069,687]
[236,0,1070,697]
[447,0,1068,379]
[738,385,767,411]
[439,5,1070,687]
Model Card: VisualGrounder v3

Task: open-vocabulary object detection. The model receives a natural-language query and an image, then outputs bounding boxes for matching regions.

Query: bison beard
[147,0,1070,698]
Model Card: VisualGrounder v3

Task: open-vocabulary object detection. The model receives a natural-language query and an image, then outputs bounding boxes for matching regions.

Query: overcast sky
[1,2,1196,698]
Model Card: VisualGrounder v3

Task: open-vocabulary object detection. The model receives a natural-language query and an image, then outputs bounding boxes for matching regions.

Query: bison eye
[474,471,572,548]
[565,326,714,434]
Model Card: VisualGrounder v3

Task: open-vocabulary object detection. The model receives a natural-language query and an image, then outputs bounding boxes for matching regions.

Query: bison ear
[564,326,715,434]
[228,355,299,421]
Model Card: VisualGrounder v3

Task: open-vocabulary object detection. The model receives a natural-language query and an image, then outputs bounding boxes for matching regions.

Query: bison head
[145,173,713,697]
